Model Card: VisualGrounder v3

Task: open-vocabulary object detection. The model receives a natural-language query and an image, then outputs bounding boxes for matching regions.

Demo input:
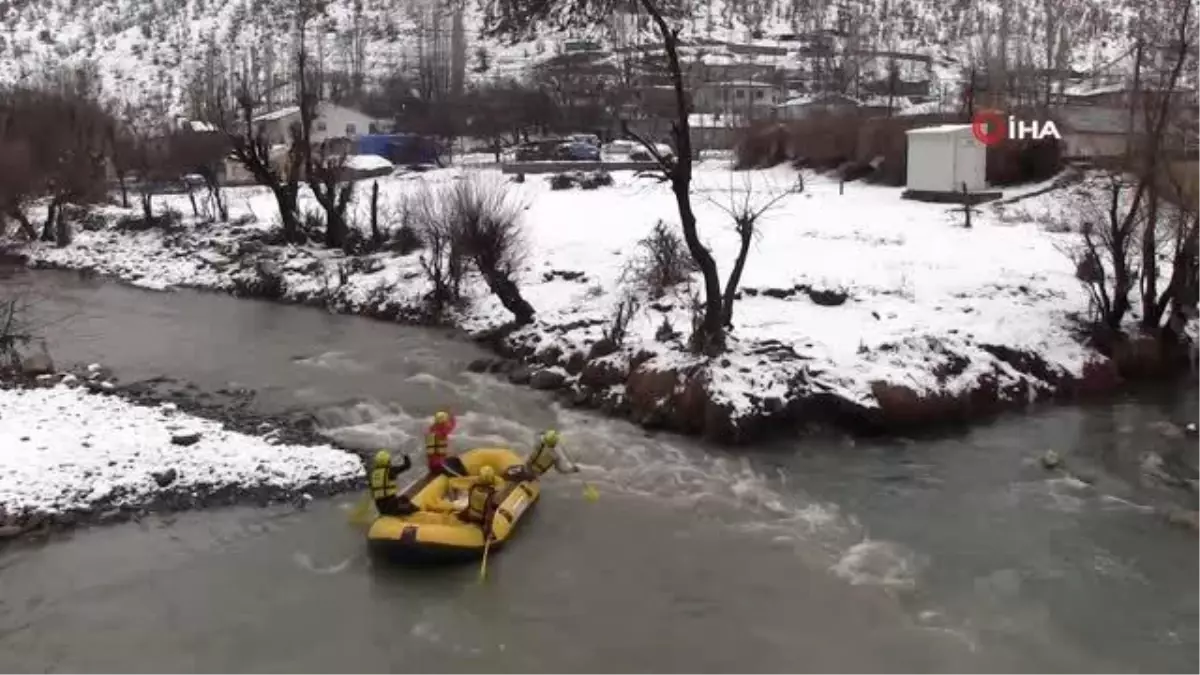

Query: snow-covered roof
[905,124,974,135]
[704,80,778,88]
[345,154,394,171]
[777,93,861,108]
[252,105,300,123]
[1063,82,1128,98]
[689,113,745,129]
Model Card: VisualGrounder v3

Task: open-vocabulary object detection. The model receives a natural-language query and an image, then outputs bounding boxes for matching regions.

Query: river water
[1,269,1196,673]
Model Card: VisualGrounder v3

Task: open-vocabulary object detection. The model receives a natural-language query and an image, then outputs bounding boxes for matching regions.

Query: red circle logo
[971,109,1006,146]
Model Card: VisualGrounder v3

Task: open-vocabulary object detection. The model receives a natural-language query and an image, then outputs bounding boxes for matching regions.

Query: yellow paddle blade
[479,537,492,583]
[347,494,375,526]
[583,483,600,502]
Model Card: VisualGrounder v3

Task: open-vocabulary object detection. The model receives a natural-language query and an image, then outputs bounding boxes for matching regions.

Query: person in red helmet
[425,410,467,476]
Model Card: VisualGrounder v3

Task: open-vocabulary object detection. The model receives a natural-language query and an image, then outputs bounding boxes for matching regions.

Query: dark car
[556,141,601,161]
[515,139,568,161]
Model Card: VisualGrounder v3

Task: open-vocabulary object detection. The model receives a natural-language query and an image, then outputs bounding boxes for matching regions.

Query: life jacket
[463,482,495,523]
[527,442,558,475]
[369,465,397,501]
[425,432,448,458]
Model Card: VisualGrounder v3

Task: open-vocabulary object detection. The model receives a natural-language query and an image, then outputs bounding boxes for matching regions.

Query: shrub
[549,173,575,190]
[604,293,640,345]
[232,260,287,300]
[622,220,698,299]
[580,170,614,190]
[389,223,423,255]
[447,175,535,324]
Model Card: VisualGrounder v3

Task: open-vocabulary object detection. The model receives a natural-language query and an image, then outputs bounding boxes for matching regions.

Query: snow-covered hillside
[0,0,1146,113]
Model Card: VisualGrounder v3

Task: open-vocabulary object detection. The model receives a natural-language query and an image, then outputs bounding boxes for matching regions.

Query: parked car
[569,133,602,147]
[556,141,601,161]
[603,139,637,155]
[515,138,568,161]
[629,143,675,162]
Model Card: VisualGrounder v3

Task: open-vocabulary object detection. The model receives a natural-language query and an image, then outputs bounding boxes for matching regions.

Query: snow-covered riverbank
[0,381,363,538]
[14,163,1164,440]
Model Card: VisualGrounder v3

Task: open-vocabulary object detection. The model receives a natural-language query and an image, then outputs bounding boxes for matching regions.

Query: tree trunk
[117,172,129,208]
[54,207,71,247]
[141,191,154,224]
[41,199,59,242]
[370,181,382,248]
[640,0,725,354]
[720,219,754,328]
[478,269,535,324]
[7,207,37,240]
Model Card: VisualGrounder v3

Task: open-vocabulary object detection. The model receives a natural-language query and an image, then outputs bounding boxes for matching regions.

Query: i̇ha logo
[971,109,1062,146]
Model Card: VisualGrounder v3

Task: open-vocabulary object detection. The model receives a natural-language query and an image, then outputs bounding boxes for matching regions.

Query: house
[774,93,861,121]
[251,102,381,146]
[692,80,782,118]
[903,124,988,197]
[689,113,746,151]
[1056,106,1140,159]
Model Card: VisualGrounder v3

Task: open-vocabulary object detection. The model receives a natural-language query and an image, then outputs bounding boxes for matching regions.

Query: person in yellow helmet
[368,450,415,516]
[431,465,501,535]
[425,410,468,477]
[505,429,581,482]
[460,465,500,529]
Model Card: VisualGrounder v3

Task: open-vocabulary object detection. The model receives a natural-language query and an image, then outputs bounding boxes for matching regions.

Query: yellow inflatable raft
[366,447,541,564]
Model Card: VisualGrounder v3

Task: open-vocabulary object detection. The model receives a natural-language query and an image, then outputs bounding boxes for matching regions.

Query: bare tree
[1135,0,1197,334]
[484,0,730,354]
[707,172,804,328]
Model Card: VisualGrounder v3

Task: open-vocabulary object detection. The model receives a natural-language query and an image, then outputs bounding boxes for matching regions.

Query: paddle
[348,493,375,526]
[479,533,493,583]
[582,481,600,502]
[557,445,599,502]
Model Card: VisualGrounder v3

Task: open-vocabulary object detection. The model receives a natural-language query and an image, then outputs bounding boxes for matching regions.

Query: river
[1,269,1196,673]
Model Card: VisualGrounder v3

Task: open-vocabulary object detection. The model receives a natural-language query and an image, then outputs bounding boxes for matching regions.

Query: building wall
[906,130,986,192]
[256,105,376,146]
[1062,132,1128,159]
[692,84,781,116]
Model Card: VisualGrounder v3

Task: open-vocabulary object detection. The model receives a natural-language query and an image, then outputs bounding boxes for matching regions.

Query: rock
[529,369,566,391]
[171,432,202,446]
[564,351,586,375]
[580,354,629,389]
[507,366,533,385]
[1041,449,1062,470]
[0,525,21,540]
[466,358,492,373]
[536,345,563,367]
[869,381,964,427]
[152,468,179,487]
[18,341,54,376]
[587,338,618,360]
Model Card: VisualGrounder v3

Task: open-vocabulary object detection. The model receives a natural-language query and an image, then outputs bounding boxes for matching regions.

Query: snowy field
[0,384,363,520]
[24,162,1118,423]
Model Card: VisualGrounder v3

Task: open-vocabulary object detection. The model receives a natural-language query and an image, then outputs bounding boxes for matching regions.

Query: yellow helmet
[478,465,496,483]
[374,450,391,466]
[433,411,450,425]
[542,429,560,447]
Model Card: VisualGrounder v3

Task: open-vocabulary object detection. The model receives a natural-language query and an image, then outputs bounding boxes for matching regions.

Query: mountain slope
[0,0,1148,113]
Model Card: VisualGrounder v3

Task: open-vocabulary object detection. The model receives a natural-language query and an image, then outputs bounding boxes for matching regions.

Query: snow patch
[0,385,362,516]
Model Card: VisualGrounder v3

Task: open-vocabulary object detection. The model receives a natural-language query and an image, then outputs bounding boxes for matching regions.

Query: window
[346,123,357,135]
[736,89,746,99]
[315,120,327,132]
[755,90,764,100]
